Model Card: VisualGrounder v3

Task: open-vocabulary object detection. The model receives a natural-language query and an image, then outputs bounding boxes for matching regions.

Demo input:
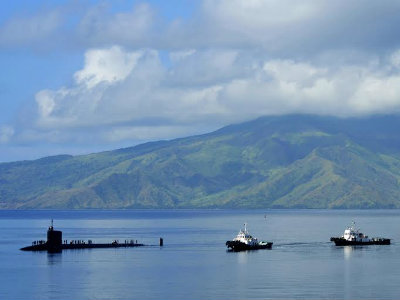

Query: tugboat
[330,222,390,246]
[226,223,273,251]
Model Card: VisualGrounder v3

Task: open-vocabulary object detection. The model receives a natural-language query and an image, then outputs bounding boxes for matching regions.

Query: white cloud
[74,46,142,88]
[0,10,62,47]
[0,126,14,143]
[203,0,318,28]
[77,3,155,47]
[158,0,398,57]
[350,76,400,113]
[391,50,400,69]
[169,49,196,63]
[20,46,400,147]
[36,90,57,117]
[263,60,324,84]
[167,49,242,87]
[1,0,400,55]
[3,1,400,158]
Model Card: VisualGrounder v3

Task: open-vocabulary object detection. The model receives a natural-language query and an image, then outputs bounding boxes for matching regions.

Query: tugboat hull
[330,237,390,246]
[226,240,273,251]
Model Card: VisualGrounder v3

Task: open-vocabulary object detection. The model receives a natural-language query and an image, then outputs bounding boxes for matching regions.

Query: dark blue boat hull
[226,240,273,251]
[330,237,390,246]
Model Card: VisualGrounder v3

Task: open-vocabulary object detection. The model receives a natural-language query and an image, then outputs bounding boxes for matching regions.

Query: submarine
[20,220,162,253]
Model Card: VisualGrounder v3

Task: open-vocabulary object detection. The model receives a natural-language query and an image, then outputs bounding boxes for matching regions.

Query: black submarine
[20,220,163,253]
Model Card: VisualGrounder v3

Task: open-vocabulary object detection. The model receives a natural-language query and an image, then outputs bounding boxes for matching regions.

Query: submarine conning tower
[47,219,62,252]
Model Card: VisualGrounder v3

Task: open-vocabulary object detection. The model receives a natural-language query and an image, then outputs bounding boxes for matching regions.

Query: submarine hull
[20,242,145,252]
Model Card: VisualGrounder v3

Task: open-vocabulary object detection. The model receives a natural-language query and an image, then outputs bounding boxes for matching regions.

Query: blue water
[1,209,400,299]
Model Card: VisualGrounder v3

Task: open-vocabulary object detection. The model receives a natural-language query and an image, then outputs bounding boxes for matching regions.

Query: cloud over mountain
[2,0,400,160]
[28,46,400,144]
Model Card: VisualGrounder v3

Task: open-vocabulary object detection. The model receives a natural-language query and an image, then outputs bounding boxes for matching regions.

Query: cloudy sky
[1,0,400,162]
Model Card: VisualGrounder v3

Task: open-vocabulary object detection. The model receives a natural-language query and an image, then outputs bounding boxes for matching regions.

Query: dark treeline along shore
[3,114,400,209]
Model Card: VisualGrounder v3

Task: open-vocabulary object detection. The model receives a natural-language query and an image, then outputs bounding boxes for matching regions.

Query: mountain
[2,114,400,209]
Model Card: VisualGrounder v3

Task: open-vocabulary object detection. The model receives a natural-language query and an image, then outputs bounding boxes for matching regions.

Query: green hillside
[2,114,400,209]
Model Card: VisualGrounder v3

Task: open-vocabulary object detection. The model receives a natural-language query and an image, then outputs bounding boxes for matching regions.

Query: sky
[1,0,400,162]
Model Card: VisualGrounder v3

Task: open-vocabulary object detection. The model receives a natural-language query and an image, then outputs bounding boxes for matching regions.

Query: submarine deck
[21,242,145,251]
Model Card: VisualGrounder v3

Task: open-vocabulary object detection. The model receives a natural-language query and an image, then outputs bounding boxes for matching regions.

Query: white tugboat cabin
[342,222,370,243]
[233,223,259,246]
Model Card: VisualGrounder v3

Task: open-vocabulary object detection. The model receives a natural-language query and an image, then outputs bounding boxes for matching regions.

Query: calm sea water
[1,209,400,300]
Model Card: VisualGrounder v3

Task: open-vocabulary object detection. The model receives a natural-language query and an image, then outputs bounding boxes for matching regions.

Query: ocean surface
[1,209,400,300]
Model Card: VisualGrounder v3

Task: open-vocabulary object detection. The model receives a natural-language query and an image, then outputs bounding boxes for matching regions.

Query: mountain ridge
[2,114,400,209]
